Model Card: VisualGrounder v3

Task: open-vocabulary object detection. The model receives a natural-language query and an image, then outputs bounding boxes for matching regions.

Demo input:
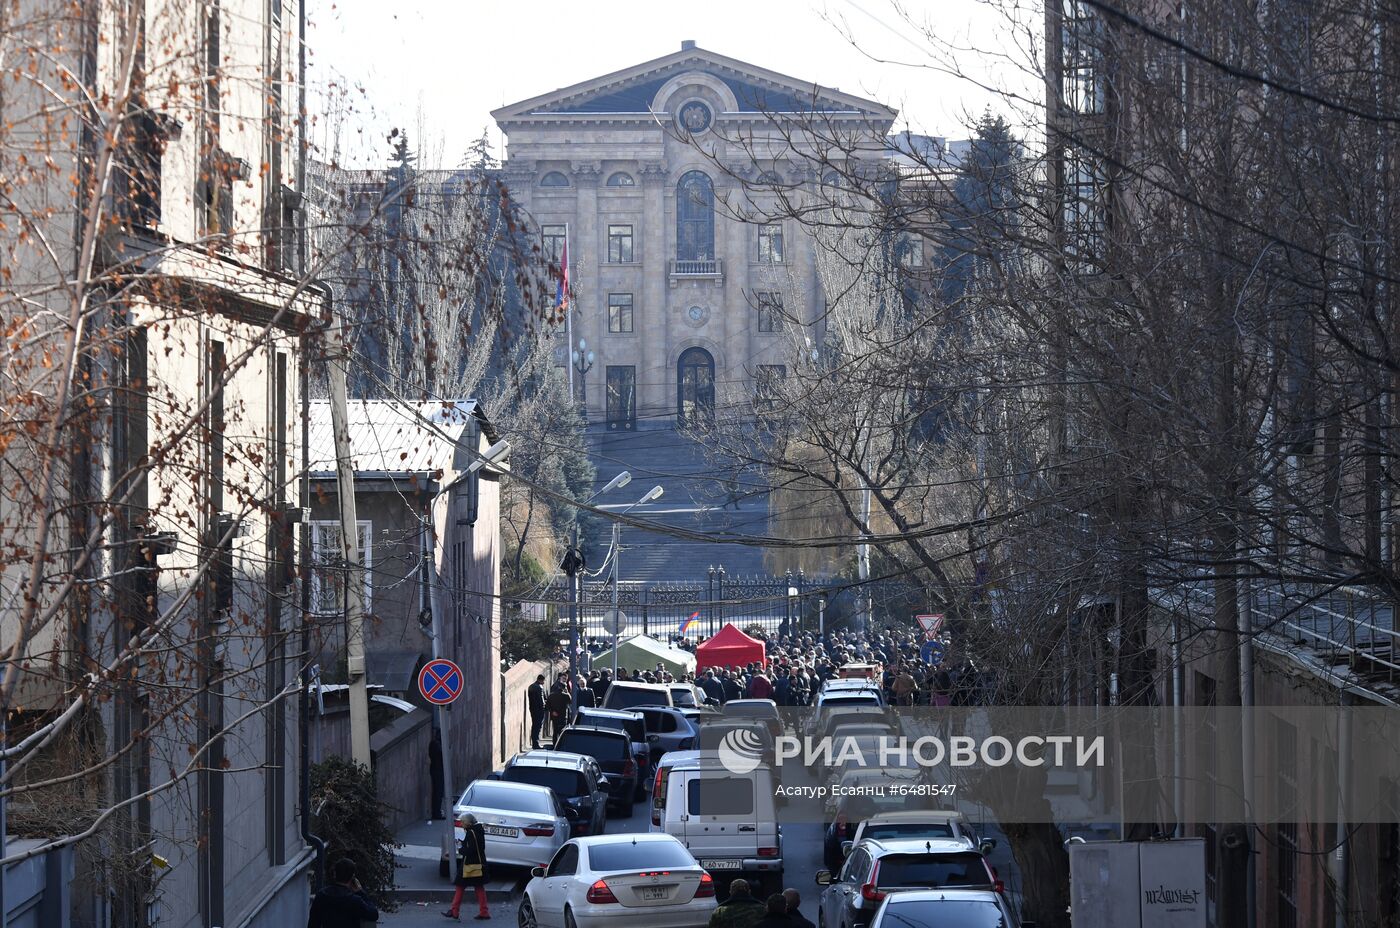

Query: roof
[594,635,698,670]
[509,750,591,769]
[576,707,645,720]
[494,42,896,123]
[307,399,496,478]
[366,649,422,692]
[861,837,982,855]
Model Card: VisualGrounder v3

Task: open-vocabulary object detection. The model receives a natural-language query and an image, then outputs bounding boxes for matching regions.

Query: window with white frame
[309,521,372,617]
[1060,0,1106,115]
[757,223,784,264]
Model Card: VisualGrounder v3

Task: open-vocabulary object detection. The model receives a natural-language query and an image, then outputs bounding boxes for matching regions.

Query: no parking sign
[418,658,464,706]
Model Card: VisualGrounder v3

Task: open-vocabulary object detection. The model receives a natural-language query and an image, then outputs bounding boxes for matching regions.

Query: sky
[305,0,1040,169]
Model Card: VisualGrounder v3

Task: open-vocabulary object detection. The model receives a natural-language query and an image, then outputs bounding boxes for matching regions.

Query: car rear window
[556,731,628,760]
[686,776,755,816]
[670,688,698,707]
[875,898,1008,927]
[589,841,696,871]
[503,766,587,798]
[862,822,956,841]
[824,694,880,706]
[462,783,552,815]
[578,713,645,742]
[876,853,992,889]
[605,686,670,710]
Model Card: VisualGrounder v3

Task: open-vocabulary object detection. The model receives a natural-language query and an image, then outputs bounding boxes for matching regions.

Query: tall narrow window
[309,521,372,617]
[757,224,784,263]
[541,224,567,263]
[608,293,634,333]
[676,171,715,264]
[1062,144,1106,272]
[756,292,784,333]
[1060,0,1105,115]
[607,224,634,263]
[755,364,786,411]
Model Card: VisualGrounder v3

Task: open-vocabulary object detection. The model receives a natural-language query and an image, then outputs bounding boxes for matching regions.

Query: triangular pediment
[492,45,897,123]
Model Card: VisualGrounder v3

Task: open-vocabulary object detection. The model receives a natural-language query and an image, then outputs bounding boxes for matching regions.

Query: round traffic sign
[920,639,946,666]
[602,609,628,637]
[418,658,464,706]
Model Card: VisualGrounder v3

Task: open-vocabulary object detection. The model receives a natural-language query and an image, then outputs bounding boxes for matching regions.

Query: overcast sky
[306,0,1038,169]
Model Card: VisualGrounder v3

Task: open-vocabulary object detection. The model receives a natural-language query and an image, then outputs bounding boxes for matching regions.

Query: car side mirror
[597,775,609,787]
[815,870,833,886]
[979,839,998,855]
[840,840,854,857]
[704,697,719,706]
[486,770,503,780]
[531,867,546,878]
[647,734,661,744]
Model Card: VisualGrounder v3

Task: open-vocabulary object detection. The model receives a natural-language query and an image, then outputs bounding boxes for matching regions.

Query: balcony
[668,258,724,287]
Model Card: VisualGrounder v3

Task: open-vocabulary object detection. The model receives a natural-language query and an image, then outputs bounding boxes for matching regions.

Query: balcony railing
[669,258,724,285]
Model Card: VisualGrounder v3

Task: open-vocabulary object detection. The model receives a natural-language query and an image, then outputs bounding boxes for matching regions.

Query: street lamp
[565,470,632,693]
[571,338,595,411]
[609,486,663,677]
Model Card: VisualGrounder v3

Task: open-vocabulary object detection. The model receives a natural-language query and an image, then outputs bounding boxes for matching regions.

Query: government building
[493,42,897,429]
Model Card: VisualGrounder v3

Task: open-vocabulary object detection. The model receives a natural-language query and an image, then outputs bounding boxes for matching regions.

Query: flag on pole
[555,235,570,313]
[678,612,700,636]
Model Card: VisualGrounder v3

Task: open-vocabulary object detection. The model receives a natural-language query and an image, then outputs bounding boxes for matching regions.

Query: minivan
[649,751,784,896]
[602,681,674,711]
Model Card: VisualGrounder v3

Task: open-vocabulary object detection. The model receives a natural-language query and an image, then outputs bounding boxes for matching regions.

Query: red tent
[696,623,766,672]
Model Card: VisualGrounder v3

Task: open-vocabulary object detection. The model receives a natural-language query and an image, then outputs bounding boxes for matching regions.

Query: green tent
[592,635,696,678]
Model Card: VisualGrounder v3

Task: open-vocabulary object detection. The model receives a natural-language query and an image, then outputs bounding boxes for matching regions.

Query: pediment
[492,45,897,123]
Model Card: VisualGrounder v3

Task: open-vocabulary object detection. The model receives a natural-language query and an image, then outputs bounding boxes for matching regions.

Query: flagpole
[562,226,574,401]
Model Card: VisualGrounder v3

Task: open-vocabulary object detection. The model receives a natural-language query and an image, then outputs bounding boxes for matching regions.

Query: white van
[648,751,784,894]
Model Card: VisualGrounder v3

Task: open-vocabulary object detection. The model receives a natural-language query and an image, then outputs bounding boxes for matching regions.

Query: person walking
[707,878,766,928]
[308,858,378,927]
[443,813,490,920]
[527,674,546,749]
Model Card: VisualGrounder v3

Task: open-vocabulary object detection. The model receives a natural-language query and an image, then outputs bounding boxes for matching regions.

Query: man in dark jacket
[753,893,793,927]
[721,672,743,704]
[307,858,378,927]
[783,888,817,928]
[708,878,766,928]
[527,674,546,749]
[545,676,573,740]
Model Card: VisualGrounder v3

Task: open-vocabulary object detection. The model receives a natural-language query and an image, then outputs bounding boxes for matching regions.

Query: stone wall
[498,658,566,767]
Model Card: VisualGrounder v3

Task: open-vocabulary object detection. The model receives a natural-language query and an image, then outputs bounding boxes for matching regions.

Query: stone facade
[493,42,896,428]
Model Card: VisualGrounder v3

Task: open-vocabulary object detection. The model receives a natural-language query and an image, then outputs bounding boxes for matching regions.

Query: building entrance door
[677,347,715,426]
[606,365,636,431]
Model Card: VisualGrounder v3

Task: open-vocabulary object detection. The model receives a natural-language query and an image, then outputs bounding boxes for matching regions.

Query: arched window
[676,171,715,263]
[539,171,570,187]
[677,347,716,425]
[606,172,635,187]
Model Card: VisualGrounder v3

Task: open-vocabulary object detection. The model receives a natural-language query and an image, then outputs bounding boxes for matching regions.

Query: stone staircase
[587,427,771,584]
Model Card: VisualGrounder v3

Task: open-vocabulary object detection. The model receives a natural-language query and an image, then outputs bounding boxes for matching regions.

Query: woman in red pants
[443,813,490,920]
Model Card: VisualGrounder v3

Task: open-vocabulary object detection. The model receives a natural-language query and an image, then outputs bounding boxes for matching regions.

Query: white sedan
[518,833,717,928]
[444,779,572,871]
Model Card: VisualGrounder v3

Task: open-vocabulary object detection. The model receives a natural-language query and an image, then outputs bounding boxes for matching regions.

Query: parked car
[821,770,932,871]
[869,888,1029,928]
[631,705,702,759]
[851,811,993,855]
[574,706,652,798]
[668,681,711,708]
[498,750,609,838]
[816,838,999,928]
[519,833,717,928]
[439,779,572,876]
[603,681,674,710]
[720,698,783,739]
[554,726,640,815]
[815,706,896,740]
[650,750,784,896]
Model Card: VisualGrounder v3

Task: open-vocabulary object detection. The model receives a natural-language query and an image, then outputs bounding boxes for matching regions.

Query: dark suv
[573,706,652,799]
[552,726,639,816]
[497,750,609,837]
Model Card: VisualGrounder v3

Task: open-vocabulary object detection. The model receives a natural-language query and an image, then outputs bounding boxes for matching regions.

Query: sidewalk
[390,819,518,903]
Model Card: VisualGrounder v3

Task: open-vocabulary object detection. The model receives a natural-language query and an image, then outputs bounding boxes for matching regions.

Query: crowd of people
[546,625,989,711]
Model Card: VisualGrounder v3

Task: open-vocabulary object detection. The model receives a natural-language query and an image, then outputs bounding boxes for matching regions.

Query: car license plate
[483,825,518,838]
[701,859,741,870]
[640,886,671,901]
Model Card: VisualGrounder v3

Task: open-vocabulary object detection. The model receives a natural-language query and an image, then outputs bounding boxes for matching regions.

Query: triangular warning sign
[916,614,944,634]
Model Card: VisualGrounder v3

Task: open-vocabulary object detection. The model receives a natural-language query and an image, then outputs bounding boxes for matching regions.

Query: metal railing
[669,258,723,278]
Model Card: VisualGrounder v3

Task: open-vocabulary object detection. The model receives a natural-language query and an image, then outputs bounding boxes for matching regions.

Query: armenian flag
[678,612,700,636]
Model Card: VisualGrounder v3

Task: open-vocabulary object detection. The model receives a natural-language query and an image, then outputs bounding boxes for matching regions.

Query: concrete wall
[498,658,567,767]
[371,707,434,831]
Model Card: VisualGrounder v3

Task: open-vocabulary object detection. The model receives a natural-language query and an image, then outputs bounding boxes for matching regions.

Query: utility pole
[563,527,585,695]
[325,322,370,767]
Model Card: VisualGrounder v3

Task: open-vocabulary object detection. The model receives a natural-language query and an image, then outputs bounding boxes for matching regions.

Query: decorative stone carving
[639,162,669,184]
[570,160,602,181]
